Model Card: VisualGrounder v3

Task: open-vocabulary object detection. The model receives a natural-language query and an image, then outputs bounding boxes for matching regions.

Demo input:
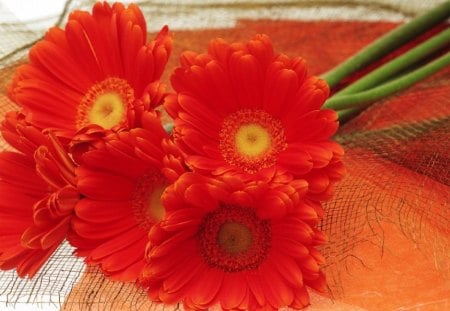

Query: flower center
[198,204,271,272]
[219,109,287,173]
[132,171,167,230]
[217,222,253,254]
[76,77,134,130]
[235,124,271,157]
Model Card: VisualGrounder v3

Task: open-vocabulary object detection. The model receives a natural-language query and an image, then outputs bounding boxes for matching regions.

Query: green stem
[337,107,365,123]
[324,51,450,111]
[321,1,450,88]
[336,27,450,95]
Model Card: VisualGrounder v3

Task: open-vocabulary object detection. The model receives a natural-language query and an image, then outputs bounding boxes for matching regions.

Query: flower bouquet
[0,1,449,310]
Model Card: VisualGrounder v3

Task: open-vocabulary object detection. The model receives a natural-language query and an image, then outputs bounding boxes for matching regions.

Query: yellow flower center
[77,77,134,130]
[219,109,287,173]
[235,124,271,158]
[132,172,166,229]
[147,185,166,222]
[87,93,125,129]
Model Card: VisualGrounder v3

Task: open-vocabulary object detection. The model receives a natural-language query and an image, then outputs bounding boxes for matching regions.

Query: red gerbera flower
[8,2,171,136]
[0,112,78,278]
[70,112,182,281]
[165,34,344,193]
[141,173,326,310]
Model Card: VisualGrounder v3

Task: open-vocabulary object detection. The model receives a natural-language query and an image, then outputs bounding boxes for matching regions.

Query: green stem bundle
[321,1,450,88]
[336,27,450,96]
[324,52,450,111]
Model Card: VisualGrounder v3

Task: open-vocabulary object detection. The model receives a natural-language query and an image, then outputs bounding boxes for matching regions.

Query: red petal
[277,147,313,175]
[89,227,145,260]
[264,68,298,118]
[189,267,223,307]
[219,273,248,310]
[229,53,264,109]
[77,169,134,200]
[75,199,132,223]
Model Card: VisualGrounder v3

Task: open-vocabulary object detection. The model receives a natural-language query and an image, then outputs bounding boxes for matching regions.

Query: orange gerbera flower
[8,2,171,136]
[70,112,181,281]
[0,112,78,278]
[141,173,326,310]
[165,35,343,190]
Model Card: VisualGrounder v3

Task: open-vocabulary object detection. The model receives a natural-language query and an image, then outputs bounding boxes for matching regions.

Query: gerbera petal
[304,271,327,293]
[44,26,70,50]
[151,39,171,81]
[246,272,266,307]
[0,183,43,206]
[91,3,123,76]
[179,128,216,153]
[177,94,221,133]
[264,68,298,118]
[81,144,150,180]
[189,267,223,306]
[290,77,329,117]
[259,262,294,307]
[291,286,311,309]
[72,216,137,240]
[299,255,321,279]
[0,153,47,191]
[163,254,204,294]
[230,53,264,109]
[186,155,225,171]
[16,245,59,278]
[150,230,197,260]
[272,222,313,244]
[108,258,146,282]
[267,251,303,287]
[305,169,330,194]
[77,169,135,200]
[230,190,254,207]
[149,249,190,280]
[65,20,103,81]
[75,200,132,224]
[28,40,91,92]
[208,38,232,65]
[247,34,274,68]
[257,195,288,220]
[39,217,70,249]
[89,227,145,261]
[184,183,218,211]
[290,109,339,142]
[219,273,248,309]
[277,147,313,175]
[98,236,146,273]
[71,10,115,77]
[0,235,23,248]
[121,23,144,82]
[204,60,238,116]
[15,84,80,129]
[302,144,334,168]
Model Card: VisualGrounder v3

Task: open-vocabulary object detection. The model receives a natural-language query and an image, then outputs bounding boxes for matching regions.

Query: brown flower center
[77,77,134,130]
[218,222,253,254]
[219,109,287,173]
[198,204,271,272]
